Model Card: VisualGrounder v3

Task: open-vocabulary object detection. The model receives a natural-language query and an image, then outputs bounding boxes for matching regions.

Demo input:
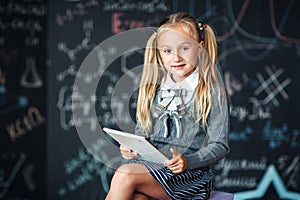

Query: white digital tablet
[103,127,169,164]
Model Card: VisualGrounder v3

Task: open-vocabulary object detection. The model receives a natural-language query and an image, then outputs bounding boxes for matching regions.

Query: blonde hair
[137,12,223,133]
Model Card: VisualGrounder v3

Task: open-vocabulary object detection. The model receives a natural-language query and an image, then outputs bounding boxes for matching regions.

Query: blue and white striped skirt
[137,161,214,200]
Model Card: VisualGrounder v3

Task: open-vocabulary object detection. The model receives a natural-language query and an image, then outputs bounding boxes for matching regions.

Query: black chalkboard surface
[49,0,300,199]
[0,0,47,199]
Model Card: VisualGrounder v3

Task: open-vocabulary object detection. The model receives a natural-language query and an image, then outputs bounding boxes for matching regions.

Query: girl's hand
[164,148,187,174]
[120,145,138,160]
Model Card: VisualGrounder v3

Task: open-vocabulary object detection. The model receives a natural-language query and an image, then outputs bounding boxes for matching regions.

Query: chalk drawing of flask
[20,56,43,88]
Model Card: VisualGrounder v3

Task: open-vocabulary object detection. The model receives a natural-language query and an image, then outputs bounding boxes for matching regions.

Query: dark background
[0,0,299,199]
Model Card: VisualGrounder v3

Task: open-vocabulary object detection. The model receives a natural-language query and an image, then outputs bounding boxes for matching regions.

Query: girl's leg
[105,163,169,200]
[132,192,151,200]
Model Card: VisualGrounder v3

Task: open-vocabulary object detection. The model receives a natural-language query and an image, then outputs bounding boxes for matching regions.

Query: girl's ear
[197,41,204,56]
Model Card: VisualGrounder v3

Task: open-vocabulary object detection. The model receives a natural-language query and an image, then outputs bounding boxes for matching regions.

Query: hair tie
[198,22,205,41]
[198,22,204,31]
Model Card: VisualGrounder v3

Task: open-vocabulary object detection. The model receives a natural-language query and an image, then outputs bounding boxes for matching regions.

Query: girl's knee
[112,169,132,185]
[132,192,149,200]
[111,164,147,187]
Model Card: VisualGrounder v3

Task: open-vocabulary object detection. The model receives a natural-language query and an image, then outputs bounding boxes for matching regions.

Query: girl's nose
[173,51,182,61]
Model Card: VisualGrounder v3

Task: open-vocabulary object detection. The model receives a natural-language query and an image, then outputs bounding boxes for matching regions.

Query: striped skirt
[137,161,214,200]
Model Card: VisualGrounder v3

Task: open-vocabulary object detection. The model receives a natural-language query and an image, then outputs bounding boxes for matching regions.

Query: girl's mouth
[171,64,185,68]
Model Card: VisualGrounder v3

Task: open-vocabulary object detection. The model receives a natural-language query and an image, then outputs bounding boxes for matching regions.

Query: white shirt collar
[161,68,199,90]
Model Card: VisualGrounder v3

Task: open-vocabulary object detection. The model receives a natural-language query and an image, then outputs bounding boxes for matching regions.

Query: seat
[209,190,234,200]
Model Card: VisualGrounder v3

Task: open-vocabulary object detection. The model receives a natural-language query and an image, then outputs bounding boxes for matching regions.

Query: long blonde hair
[137,12,223,133]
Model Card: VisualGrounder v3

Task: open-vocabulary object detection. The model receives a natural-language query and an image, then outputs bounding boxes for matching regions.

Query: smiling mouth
[171,64,185,68]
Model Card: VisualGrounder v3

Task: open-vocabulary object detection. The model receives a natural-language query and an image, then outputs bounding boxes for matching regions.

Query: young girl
[106,12,230,200]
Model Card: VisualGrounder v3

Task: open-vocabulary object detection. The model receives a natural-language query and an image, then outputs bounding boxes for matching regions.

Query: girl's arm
[185,87,230,170]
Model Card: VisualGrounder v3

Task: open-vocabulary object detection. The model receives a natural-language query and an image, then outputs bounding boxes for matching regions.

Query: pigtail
[203,23,224,104]
[194,23,223,127]
[136,33,160,133]
[202,24,217,69]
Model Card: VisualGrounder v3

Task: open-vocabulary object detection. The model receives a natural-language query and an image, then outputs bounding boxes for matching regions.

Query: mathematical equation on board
[0,0,47,47]
[56,19,100,83]
[55,0,169,27]
[54,16,142,131]
[57,76,138,131]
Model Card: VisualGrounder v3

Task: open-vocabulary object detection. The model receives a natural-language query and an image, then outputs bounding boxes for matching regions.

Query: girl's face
[157,25,202,82]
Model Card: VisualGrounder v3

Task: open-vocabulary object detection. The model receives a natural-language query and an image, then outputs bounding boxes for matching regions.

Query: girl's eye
[163,49,172,54]
[181,47,189,52]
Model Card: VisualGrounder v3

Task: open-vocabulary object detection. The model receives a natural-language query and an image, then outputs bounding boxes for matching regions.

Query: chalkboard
[0,0,47,199]
[48,0,300,199]
[0,0,299,199]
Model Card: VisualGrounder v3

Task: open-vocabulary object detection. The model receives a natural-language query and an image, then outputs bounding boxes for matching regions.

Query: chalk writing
[229,126,254,142]
[0,18,43,32]
[20,56,43,88]
[112,12,162,34]
[214,157,267,189]
[3,1,47,16]
[0,153,27,198]
[6,106,45,141]
[57,19,95,61]
[56,19,98,83]
[0,0,46,47]
[55,0,99,26]
[58,139,121,197]
[224,71,249,97]
[103,0,169,13]
[247,97,272,120]
[230,100,272,121]
[57,43,141,130]
[25,31,40,46]
[214,157,267,177]
[282,155,299,189]
[277,155,290,170]
[57,85,98,131]
[262,120,300,149]
[215,175,257,189]
[278,155,300,189]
